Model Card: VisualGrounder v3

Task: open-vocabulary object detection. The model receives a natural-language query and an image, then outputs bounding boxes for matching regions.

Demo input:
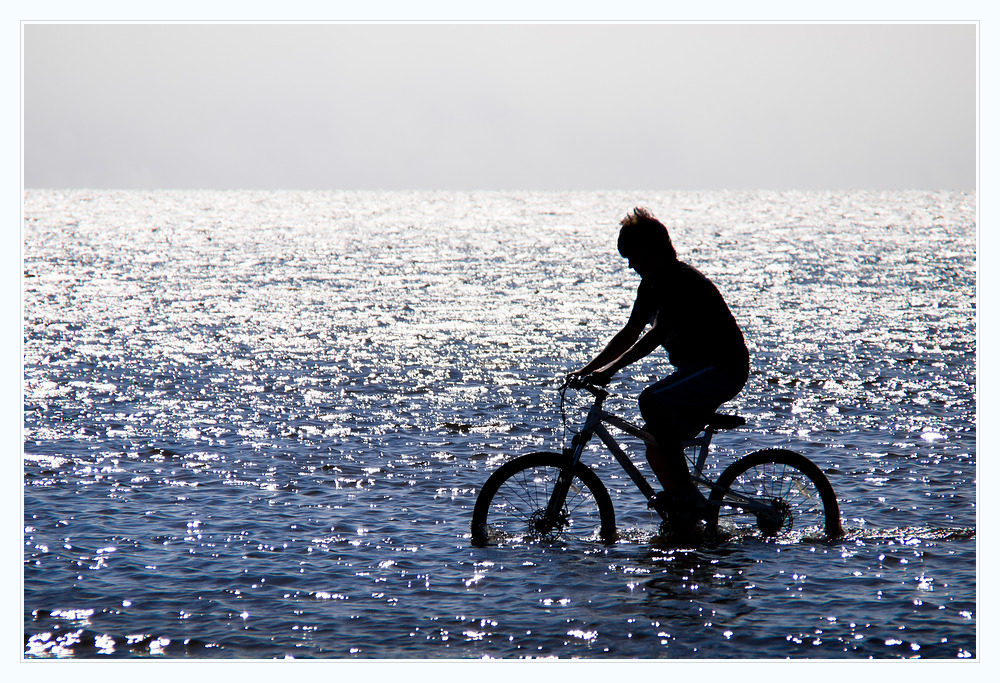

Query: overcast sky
[23,22,976,191]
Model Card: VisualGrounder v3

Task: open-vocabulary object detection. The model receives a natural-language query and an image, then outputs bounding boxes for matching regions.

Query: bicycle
[470,377,843,546]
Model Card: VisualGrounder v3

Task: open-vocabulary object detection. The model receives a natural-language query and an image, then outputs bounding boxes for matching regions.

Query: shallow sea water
[23,189,976,659]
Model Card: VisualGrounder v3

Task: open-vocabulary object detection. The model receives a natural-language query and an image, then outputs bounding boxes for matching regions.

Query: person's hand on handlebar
[565,367,614,389]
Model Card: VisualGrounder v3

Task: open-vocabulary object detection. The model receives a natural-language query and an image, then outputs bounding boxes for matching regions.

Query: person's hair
[617,207,676,261]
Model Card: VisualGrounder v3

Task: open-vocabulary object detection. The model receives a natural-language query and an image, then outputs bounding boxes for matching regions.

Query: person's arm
[589,320,669,383]
[570,280,668,384]
[572,320,645,377]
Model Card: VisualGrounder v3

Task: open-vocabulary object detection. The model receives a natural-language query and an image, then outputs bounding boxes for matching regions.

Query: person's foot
[675,486,711,513]
[649,487,710,531]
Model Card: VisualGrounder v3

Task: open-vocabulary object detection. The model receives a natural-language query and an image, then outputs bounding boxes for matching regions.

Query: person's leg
[642,423,708,529]
[639,366,744,495]
[641,439,673,489]
[641,432,694,494]
[639,368,707,494]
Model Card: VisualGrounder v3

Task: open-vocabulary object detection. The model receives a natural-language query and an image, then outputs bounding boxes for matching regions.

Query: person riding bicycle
[568,207,750,525]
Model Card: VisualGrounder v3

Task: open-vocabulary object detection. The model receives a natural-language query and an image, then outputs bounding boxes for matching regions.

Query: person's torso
[636,261,749,379]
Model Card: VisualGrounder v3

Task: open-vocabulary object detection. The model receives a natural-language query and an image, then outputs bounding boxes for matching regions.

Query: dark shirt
[628,260,750,382]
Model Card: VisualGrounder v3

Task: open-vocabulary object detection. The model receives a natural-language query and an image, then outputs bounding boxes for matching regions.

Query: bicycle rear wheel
[470,451,616,547]
[707,449,842,538]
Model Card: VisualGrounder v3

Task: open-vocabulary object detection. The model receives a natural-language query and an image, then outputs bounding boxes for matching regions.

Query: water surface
[23,190,976,658]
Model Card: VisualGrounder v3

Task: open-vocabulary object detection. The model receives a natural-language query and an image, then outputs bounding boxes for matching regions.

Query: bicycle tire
[707,449,843,538]
[470,451,617,547]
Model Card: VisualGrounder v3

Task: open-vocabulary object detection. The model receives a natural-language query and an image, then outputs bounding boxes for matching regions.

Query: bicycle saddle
[707,413,746,430]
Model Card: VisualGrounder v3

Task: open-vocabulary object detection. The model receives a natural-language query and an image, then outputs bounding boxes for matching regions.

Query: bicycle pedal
[648,492,675,516]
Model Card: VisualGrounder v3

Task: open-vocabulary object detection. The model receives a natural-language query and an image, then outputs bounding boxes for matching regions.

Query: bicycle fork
[541,438,592,531]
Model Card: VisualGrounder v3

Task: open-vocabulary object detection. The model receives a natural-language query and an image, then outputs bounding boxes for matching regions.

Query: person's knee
[638,387,660,423]
[640,390,679,434]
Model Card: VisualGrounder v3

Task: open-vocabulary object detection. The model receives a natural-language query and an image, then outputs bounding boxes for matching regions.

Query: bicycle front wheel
[707,449,843,538]
[470,452,616,547]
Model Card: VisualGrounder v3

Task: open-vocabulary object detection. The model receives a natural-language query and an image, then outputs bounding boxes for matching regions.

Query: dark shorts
[638,365,745,440]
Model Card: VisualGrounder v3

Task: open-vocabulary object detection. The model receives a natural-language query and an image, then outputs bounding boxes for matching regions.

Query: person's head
[617,207,676,274]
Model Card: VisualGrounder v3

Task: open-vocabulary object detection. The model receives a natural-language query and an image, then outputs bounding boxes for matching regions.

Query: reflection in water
[23,190,974,658]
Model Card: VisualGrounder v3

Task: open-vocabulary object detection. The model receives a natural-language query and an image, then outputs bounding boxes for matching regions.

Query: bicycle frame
[545,383,763,523]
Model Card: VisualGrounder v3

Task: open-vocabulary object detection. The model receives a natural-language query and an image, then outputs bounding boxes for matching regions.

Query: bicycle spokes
[470,452,616,546]
[708,449,841,539]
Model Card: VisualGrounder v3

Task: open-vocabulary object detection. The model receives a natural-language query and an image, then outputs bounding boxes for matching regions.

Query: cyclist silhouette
[568,207,750,525]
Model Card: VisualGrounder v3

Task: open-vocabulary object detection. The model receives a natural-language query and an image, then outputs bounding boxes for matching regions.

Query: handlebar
[562,374,609,398]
